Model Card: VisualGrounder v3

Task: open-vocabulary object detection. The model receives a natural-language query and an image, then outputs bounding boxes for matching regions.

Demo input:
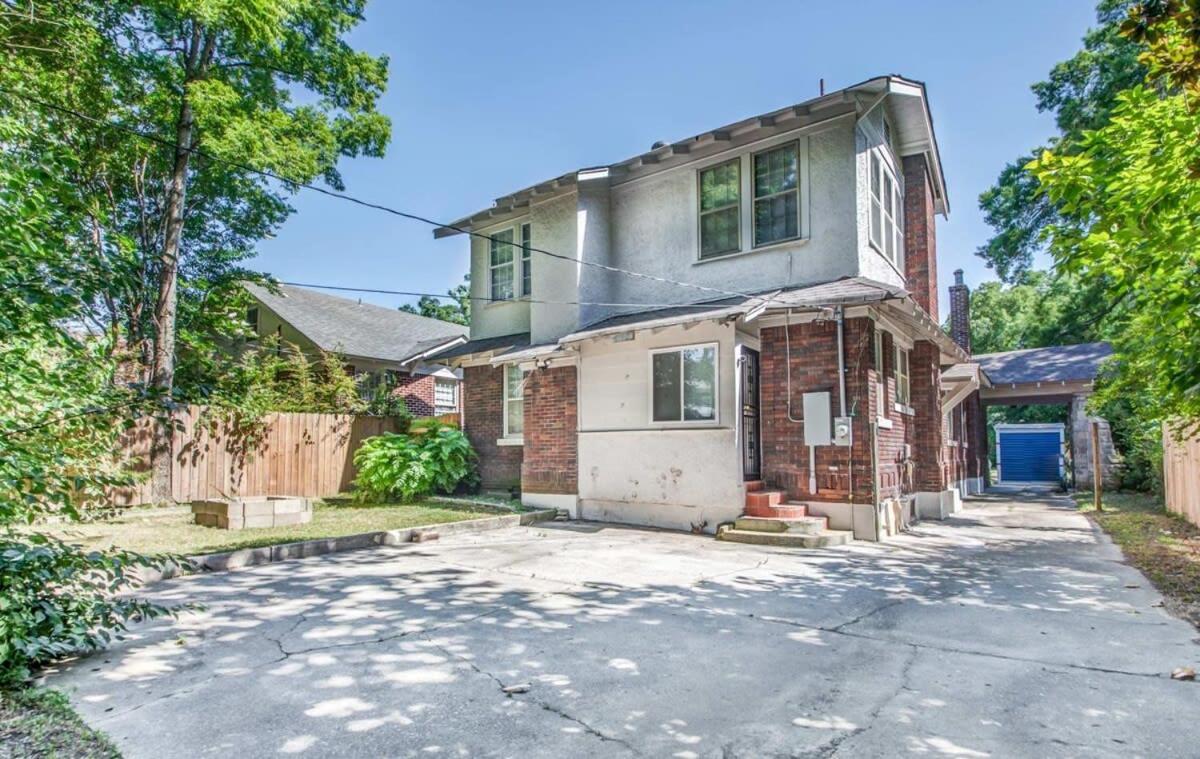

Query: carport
[974,342,1115,488]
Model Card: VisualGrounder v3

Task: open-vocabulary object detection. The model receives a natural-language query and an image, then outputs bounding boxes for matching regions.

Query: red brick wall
[759,318,875,503]
[948,270,970,353]
[910,340,947,492]
[392,373,437,417]
[521,365,578,495]
[903,154,938,320]
[873,329,916,500]
[963,390,987,482]
[462,365,522,490]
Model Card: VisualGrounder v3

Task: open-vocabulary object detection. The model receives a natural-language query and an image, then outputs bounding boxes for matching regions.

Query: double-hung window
[489,229,515,301]
[894,344,911,406]
[869,150,904,267]
[698,159,740,259]
[434,379,458,415]
[874,328,887,417]
[503,364,526,437]
[753,143,800,247]
[651,344,718,423]
[520,222,532,297]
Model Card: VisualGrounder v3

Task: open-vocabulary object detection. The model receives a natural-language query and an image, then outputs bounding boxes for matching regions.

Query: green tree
[977,0,1146,281]
[1,0,391,499]
[400,274,472,326]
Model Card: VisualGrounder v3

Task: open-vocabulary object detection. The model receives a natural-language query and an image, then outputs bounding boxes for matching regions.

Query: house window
[869,151,904,267]
[874,328,887,417]
[894,345,911,406]
[489,228,515,301]
[245,307,259,333]
[520,222,532,297]
[698,159,740,259]
[503,364,525,437]
[753,142,800,247]
[434,378,458,415]
[651,344,718,423]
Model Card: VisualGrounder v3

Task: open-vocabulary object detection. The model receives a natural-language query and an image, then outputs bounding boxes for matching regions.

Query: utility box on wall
[803,392,832,446]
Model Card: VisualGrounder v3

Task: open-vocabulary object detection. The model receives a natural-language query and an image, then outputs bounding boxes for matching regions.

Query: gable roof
[246,283,467,366]
[434,74,948,238]
[974,342,1113,386]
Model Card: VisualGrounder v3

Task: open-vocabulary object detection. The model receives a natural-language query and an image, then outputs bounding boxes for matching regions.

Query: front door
[740,348,761,480]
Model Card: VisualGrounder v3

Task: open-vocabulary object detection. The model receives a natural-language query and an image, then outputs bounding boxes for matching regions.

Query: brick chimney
[948,268,970,354]
[902,154,938,319]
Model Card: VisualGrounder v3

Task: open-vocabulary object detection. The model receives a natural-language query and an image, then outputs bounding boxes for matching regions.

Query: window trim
[519,222,532,298]
[647,342,720,426]
[434,378,458,415]
[502,363,526,439]
[697,158,742,260]
[488,228,517,302]
[751,141,802,249]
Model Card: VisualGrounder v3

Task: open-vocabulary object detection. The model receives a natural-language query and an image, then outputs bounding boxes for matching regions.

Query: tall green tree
[399,274,471,326]
[977,0,1146,281]
[2,0,391,499]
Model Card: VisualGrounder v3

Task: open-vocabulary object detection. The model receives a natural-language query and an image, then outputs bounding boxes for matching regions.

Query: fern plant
[352,423,477,502]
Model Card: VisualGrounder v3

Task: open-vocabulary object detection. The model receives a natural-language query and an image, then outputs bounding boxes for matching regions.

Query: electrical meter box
[833,416,853,447]
[802,392,832,446]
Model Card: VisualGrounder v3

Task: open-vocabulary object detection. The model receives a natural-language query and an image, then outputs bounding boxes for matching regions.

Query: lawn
[34,499,513,556]
[0,688,118,759]
[1076,491,1200,629]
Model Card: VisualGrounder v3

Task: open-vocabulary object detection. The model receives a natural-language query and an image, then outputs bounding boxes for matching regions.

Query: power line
[277,280,740,310]
[0,85,754,303]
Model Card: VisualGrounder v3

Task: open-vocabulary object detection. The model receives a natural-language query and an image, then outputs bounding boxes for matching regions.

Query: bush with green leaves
[352,423,478,502]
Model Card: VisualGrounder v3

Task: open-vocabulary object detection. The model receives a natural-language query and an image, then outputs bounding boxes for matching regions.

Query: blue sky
[254,0,1097,320]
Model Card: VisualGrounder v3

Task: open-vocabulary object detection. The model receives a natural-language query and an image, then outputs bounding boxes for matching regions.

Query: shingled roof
[246,283,467,365]
[974,342,1113,386]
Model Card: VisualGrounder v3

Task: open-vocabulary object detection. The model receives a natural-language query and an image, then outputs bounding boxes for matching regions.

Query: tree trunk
[149,32,204,504]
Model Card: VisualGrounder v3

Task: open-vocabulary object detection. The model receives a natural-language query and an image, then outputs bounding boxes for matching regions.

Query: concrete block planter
[192,496,313,530]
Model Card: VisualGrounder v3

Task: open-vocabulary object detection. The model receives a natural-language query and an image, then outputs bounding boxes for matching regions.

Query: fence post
[1092,420,1102,512]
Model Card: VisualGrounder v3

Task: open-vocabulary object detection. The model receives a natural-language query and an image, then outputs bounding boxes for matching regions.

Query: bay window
[869,150,904,267]
[651,344,718,423]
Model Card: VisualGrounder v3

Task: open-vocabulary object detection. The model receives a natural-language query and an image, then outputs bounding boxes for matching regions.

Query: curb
[139,509,557,585]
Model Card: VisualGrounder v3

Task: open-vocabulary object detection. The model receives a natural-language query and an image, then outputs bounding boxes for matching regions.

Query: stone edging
[139,509,557,585]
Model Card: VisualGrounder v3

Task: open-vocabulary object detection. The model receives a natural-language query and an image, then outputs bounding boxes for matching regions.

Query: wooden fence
[1162,422,1200,527]
[112,406,446,506]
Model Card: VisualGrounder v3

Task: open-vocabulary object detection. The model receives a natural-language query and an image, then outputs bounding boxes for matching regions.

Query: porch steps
[717,484,854,548]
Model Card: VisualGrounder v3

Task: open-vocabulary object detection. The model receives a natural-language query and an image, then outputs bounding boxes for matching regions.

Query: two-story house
[432,76,986,542]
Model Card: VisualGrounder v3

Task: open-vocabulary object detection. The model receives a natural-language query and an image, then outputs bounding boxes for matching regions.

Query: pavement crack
[828,599,905,632]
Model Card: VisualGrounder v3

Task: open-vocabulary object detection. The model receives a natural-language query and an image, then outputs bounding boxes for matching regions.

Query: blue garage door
[998,430,1061,482]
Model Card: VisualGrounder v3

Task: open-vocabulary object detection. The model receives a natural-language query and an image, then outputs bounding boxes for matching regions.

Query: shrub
[352,423,477,502]
[0,534,177,686]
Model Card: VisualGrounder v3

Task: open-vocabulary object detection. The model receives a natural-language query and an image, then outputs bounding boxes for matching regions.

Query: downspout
[783,309,815,495]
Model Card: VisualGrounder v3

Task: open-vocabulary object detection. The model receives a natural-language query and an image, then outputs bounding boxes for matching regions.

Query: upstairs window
[503,364,526,437]
[698,159,740,259]
[869,151,904,267]
[520,223,532,297]
[651,344,718,423]
[753,143,800,246]
[894,344,911,406]
[489,229,515,301]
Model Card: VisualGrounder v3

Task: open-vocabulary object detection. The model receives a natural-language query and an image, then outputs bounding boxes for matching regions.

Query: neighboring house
[432,75,989,541]
[245,283,468,416]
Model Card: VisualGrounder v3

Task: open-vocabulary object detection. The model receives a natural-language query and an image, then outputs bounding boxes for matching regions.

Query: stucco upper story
[433,75,948,345]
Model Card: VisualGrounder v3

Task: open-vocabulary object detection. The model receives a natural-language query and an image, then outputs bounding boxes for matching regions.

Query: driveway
[50,491,1198,757]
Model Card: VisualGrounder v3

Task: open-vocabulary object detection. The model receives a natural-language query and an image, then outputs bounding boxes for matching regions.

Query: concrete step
[733,516,828,535]
[744,501,808,519]
[717,528,853,549]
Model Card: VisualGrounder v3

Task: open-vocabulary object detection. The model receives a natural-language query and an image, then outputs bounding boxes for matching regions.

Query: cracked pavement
[47,489,1199,757]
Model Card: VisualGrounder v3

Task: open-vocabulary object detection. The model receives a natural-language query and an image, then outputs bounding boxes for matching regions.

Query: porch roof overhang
[941,362,992,414]
[976,342,1113,406]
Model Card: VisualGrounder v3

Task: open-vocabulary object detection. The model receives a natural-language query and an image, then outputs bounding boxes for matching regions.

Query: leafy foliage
[0,535,175,687]
[352,424,478,503]
[399,274,472,326]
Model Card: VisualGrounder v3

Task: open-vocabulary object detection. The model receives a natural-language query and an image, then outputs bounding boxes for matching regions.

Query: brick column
[903,155,938,319]
[909,340,946,493]
[521,364,578,495]
[462,365,523,490]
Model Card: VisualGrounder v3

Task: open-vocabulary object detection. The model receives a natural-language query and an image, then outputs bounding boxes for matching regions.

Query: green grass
[1076,491,1200,627]
[33,499,505,556]
[0,688,119,759]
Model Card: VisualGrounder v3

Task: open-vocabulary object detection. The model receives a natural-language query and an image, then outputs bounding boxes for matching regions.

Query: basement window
[650,343,718,423]
[869,150,904,268]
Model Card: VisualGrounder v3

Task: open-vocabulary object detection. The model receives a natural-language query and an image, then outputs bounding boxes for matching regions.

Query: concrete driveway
[50,491,1198,758]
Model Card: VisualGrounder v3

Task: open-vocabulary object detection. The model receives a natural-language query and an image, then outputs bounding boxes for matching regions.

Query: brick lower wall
[462,365,522,490]
[521,365,578,495]
[393,373,437,417]
[910,340,947,493]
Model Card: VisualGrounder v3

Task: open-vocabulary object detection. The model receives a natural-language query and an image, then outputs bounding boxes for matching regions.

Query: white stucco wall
[469,219,532,340]
[529,194,579,343]
[575,320,743,532]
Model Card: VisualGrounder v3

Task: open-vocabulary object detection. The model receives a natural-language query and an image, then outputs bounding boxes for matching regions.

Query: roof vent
[651,140,667,150]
